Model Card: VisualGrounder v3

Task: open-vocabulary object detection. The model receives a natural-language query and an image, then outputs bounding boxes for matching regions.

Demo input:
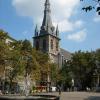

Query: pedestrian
[0,90,2,95]
[57,85,61,95]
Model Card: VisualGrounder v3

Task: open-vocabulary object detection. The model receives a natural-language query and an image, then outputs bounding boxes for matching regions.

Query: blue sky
[0,0,100,53]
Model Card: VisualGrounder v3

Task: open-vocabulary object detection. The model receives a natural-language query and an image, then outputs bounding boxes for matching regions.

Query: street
[42,92,100,100]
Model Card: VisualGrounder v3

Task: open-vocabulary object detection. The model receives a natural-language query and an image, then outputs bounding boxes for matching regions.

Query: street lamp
[62,55,64,67]
[95,60,100,87]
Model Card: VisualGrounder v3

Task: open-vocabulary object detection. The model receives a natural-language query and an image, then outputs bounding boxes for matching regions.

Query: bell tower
[33,0,61,63]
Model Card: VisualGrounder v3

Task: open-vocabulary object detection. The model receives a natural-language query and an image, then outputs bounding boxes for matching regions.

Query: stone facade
[33,0,71,68]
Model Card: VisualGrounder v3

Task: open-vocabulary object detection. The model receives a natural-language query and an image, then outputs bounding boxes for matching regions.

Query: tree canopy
[60,50,100,91]
[0,29,100,92]
[0,30,54,87]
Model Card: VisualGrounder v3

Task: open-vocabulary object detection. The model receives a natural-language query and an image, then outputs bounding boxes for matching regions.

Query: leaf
[97,7,100,12]
[82,6,94,12]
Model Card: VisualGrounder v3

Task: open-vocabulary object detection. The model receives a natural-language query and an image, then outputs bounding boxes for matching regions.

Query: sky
[0,0,100,53]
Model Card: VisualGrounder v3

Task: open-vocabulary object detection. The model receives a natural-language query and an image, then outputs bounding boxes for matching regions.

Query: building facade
[33,0,71,68]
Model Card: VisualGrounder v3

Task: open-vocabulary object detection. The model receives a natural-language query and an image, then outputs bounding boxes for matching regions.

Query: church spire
[41,0,53,33]
[45,0,50,6]
[35,25,39,36]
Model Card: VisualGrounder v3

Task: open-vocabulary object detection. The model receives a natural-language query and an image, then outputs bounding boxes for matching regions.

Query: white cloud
[94,15,100,22]
[58,20,73,32]
[74,20,83,28]
[12,0,82,32]
[67,29,87,42]
[55,20,83,32]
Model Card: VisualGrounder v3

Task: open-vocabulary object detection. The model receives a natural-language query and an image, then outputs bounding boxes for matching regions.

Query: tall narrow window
[43,39,46,50]
[36,41,39,50]
[56,42,58,51]
[51,40,53,49]
[51,39,53,50]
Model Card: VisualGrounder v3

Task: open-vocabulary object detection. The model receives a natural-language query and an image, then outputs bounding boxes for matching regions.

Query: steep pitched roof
[7,35,16,42]
[41,0,53,32]
[60,48,72,60]
[0,29,16,42]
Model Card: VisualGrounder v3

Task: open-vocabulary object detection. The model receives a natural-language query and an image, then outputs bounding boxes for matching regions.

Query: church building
[33,0,71,68]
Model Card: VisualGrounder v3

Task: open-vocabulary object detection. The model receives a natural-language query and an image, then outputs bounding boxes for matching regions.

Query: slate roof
[60,48,72,60]
[0,29,16,42]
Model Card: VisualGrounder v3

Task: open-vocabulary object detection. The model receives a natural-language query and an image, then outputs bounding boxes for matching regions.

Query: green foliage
[0,30,10,75]
[81,0,100,15]
[0,31,50,86]
[60,50,100,90]
[0,30,8,41]
[1,29,100,91]
[71,51,95,88]
[21,39,32,53]
[59,60,73,87]
[96,49,100,61]
[50,63,59,84]
[59,49,100,90]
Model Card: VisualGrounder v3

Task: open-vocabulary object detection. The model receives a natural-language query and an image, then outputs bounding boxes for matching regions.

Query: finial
[35,25,39,36]
[45,0,50,5]
[56,25,59,36]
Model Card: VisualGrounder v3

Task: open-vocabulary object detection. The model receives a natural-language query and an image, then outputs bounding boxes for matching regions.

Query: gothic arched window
[36,41,39,50]
[56,42,59,51]
[51,39,53,50]
[43,39,46,50]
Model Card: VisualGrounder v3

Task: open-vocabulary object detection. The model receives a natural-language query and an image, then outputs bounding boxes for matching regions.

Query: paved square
[42,92,100,100]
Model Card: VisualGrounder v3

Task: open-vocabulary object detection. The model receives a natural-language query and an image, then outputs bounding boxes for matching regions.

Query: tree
[70,51,96,90]
[35,51,50,84]
[95,49,100,62]
[0,30,8,63]
[81,0,100,15]
[5,41,23,92]
[50,63,59,85]
[17,40,41,82]
[6,39,53,88]
[0,30,10,78]
[59,60,73,91]
[6,39,41,91]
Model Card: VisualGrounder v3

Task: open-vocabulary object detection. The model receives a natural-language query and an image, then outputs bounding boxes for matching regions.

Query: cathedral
[33,0,71,68]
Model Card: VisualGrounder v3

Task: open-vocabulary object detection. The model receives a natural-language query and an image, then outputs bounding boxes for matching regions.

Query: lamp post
[95,60,100,87]
[62,55,64,67]
[72,78,74,91]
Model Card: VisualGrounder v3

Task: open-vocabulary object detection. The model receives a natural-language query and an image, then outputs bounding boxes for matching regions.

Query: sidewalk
[38,92,100,100]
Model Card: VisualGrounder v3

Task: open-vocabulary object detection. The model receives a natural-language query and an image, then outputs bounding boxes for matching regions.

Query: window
[36,41,39,50]
[43,39,46,50]
[51,39,53,50]
[56,42,59,51]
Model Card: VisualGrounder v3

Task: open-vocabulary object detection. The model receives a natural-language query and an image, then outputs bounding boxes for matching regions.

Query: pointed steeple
[35,25,39,36]
[56,25,59,37]
[45,0,50,6]
[41,0,53,33]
